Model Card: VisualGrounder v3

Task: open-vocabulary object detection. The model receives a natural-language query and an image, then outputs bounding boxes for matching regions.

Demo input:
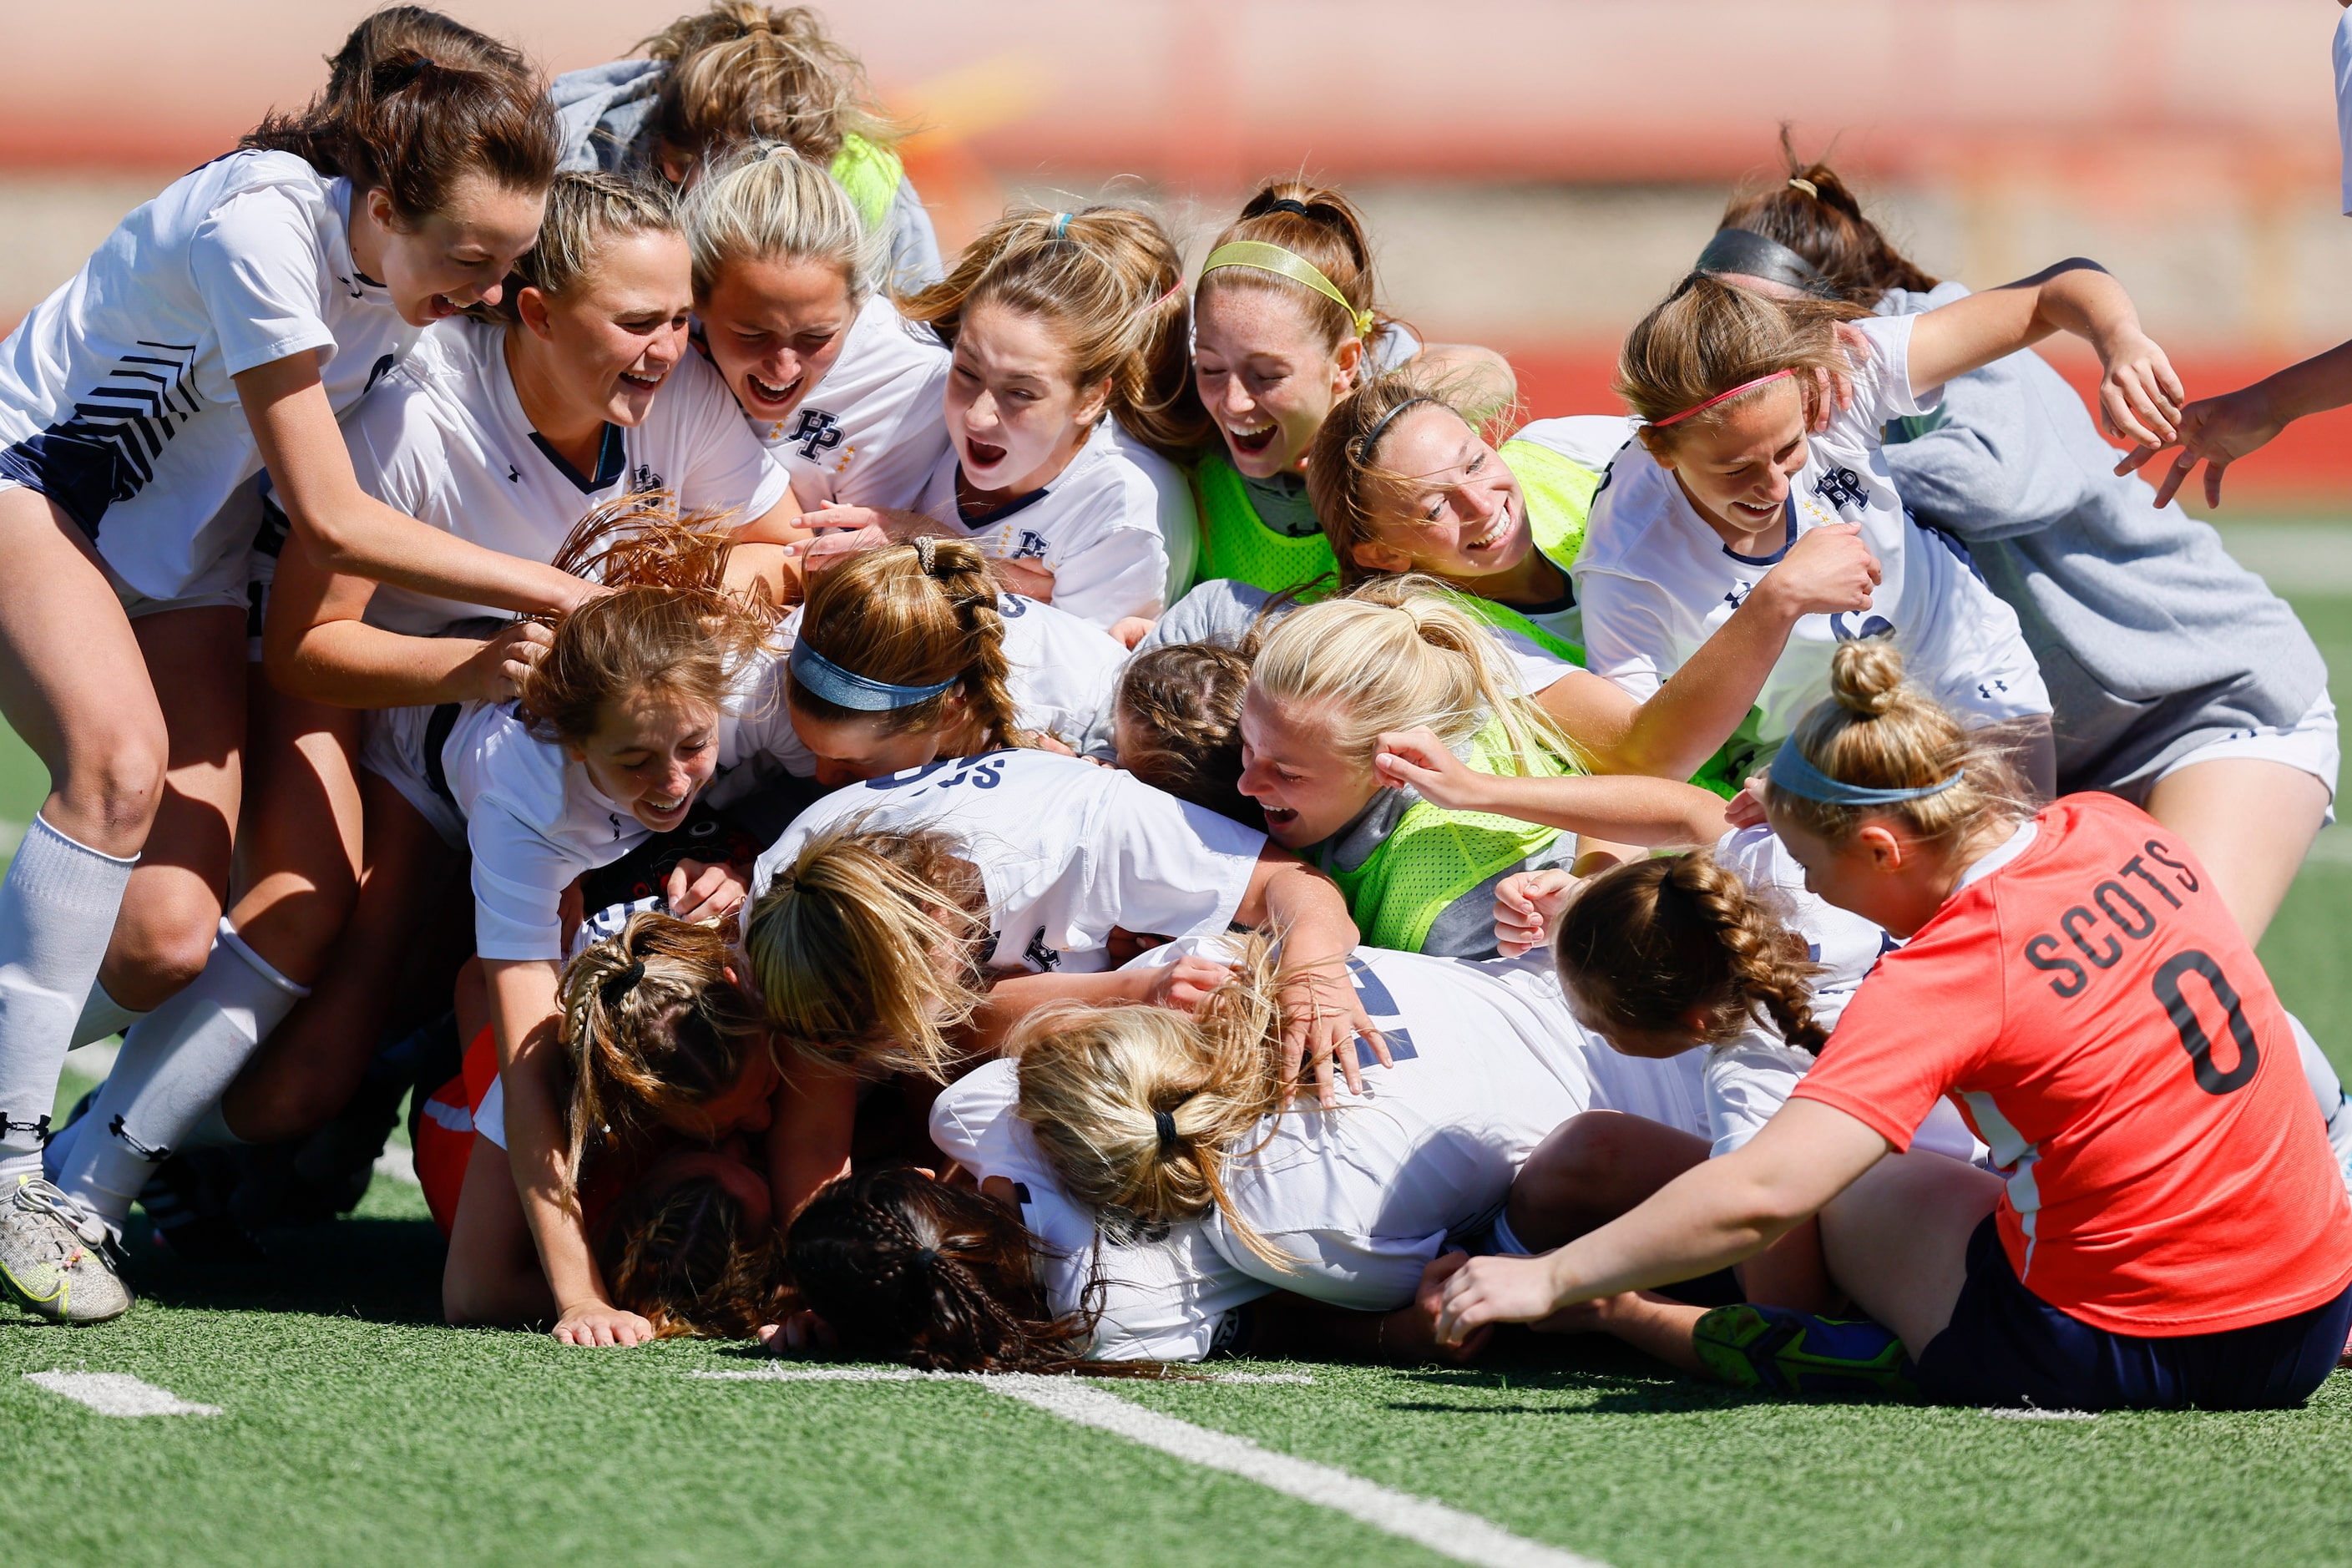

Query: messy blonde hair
[558,913,772,1191]
[682,138,883,303]
[1618,273,1863,455]
[1012,936,1299,1265]
[742,822,988,1080]
[1249,576,1577,779]
[1555,852,1827,1056]
[900,203,1193,458]
[638,2,895,169]
[1766,640,2026,852]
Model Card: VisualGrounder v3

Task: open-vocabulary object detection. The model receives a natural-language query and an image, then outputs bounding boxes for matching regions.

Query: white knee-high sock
[55,920,306,1227]
[0,816,137,1186]
[72,978,148,1049]
[2288,1014,2352,1193]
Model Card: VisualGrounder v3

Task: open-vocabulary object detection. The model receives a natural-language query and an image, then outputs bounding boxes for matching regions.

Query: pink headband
[1651,369,1794,428]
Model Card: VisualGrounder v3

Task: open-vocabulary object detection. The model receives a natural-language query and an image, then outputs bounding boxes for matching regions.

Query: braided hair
[1112,641,1255,827]
[1554,850,1828,1056]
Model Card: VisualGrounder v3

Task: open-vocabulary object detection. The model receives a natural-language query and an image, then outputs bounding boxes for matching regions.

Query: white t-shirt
[397,643,807,962]
[746,296,949,511]
[1575,314,2049,761]
[1127,943,1707,1313]
[929,1060,1272,1363]
[754,747,1264,975]
[0,150,420,600]
[1697,825,1982,1163]
[782,590,1125,749]
[909,418,1181,629]
[348,316,793,635]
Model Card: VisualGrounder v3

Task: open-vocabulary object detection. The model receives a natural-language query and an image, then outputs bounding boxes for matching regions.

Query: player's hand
[1133,953,1239,1013]
[1754,522,1879,620]
[553,1300,656,1347]
[1277,959,1387,1105]
[1109,615,1156,650]
[1494,867,1578,959]
[1371,727,1490,811]
[665,857,748,926]
[454,620,555,702]
[781,507,891,574]
[1724,772,1771,830]
[2092,326,2185,453]
[1433,1253,1568,1346]
[1809,323,1867,431]
[1401,1252,1494,1363]
[2116,384,2283,508]
[759,1310,840,1355]
[994,556,1056,601]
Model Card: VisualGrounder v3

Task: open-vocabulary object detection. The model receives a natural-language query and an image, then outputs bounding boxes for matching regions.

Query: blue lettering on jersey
[630,463,663,493]
[1023,926,1062,972]
[1009,529,1050,562]
[1343,955,1418,1066]
[862,751,1015,795]
[1830,611,1895,641]
[789,409,844,463]
[997,594,1030,619]
[1814,466,1869,510]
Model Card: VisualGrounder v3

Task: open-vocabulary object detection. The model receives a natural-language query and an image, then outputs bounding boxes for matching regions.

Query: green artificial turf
[3,532,2352,1566]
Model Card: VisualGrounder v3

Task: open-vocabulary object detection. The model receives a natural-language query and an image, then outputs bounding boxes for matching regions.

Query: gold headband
[1198,241,1373,338]
[1787,177,1819,199]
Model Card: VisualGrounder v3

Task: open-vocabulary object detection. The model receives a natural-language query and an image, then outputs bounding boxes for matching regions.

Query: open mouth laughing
[1227,418,1279,457]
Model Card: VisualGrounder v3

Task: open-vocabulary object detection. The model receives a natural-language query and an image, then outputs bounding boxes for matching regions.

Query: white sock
[0,816,137,1186]
[72,978,148,1049]
[2288,1014,2352,1196]
[54,920,306,1227]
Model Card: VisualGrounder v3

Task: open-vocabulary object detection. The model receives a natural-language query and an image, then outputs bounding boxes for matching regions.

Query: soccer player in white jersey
[0,16,574,1321]
[784,938,1706,1365]
[685,143,950,514]
[45,175,801,1256]
[1573,260,2185,800]
[784,205,1201,635]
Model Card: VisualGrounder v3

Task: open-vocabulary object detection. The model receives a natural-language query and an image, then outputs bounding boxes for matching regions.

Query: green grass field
[6,524,2352,1568]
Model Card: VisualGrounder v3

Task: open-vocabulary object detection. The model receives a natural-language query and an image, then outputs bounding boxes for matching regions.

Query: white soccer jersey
[0,150,419,601]
[909,419,1181,629]
[746,296,949,510]
[781,589,1125,748]
[751,747,1264,976]
[1574,313,2049,756]
[347,316,794,635]
[929,1060,1271,1363]
[1698,825,1980,1162]
[363,643,810,962]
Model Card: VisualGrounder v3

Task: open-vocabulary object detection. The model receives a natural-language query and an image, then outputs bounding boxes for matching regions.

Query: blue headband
[1768,737,1964,806]
[788,640,956,712]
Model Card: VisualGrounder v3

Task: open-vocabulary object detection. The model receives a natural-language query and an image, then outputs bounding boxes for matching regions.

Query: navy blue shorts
[1914,1216,2352,1412]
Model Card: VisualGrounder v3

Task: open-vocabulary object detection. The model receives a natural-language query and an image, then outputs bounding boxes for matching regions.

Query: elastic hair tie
[1355,395,1439,466]
[1264,196,1313,218]
[1153,1109,1181,1155]
[1788,176,1820,199]
[1199,240,1373,338]
[913,1246,941,1270]
[914,535,938,575]
[788,639,955,711]
[599,959,646,1007]
[1649,369,1794,429]
[1768,736,1965,806]
[1050,211,1075,239]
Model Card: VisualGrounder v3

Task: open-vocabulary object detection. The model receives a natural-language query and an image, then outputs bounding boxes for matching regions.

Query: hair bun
[1827,637,1908,717]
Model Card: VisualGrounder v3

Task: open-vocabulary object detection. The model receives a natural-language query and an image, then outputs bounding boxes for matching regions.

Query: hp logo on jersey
[1814,467,1870,511]
[788,409,845,463]
[1009,529,1050,562]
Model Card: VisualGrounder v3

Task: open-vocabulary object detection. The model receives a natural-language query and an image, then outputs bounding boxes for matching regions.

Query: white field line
[1981,1407,2097,1421]
[23,1371,219,1417]
[695,1366,1599,1568]
[372,1143,418,1185]
[690,1365,1314,1386]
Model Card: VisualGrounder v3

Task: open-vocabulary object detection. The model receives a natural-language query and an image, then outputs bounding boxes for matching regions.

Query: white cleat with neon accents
[0,1175,131,1323]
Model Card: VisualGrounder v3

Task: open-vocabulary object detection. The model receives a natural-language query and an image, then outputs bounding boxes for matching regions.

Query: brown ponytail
[791,540,1037,750]
[898,204,1193,458]
[1114,641,1257,827]
[559,913,771,1191]
[243,12,557,225]
[1717,132,1941,308]
[638,3,897,169]
[1554,851,1828,1055]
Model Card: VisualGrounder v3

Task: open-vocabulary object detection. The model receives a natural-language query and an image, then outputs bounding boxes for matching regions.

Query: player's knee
[58,717,167,852]
[107,889,226,1005]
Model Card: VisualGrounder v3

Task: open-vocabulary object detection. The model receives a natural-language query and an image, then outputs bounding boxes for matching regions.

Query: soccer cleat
[1692,1302,1916,1399]
[0,1176,132,1324]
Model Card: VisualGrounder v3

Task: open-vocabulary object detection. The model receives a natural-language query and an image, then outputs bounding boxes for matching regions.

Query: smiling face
[700,255,859,428]
[1348,404,1532,582]
[1647,378,1810,544]
[1192,286,1361,478]
[944,301,1108,495]
[515,228,694,429]
[362,175,546,327]
[787,695,964,789]
[1235,689,1376,848]
[568,685,723,833]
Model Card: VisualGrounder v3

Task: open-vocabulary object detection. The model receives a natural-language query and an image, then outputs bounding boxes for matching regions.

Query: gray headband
[1694,228,1841,300]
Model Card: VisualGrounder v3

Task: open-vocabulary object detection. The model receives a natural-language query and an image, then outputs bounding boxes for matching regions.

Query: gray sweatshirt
[548,59,945,293]
[1877,281,2326,795]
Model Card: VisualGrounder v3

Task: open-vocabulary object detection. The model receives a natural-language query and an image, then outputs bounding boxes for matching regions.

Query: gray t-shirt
[1877,282,2326,795]
[549,59,945,293]
[1309,791,1571,961]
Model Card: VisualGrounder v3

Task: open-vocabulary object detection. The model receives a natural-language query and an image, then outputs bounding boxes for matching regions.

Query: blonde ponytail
[683,138,883,304]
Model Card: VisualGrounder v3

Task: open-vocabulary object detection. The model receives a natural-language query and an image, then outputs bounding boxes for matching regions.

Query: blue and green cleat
[1692,1302,1917,1400]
